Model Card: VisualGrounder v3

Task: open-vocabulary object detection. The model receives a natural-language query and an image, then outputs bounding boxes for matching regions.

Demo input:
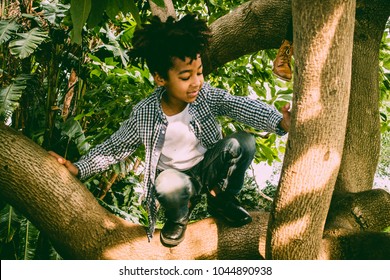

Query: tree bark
[266,0,356,260]
[148,0,176,22]
[0,124,266,260]
[1,124,390,259]
[204,0,390,194]
[2,0,390,260]
[203,0,292,74]
[335,0,390,193]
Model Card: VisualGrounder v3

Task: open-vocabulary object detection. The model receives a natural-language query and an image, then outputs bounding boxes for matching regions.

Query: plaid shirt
[75,82,285,240]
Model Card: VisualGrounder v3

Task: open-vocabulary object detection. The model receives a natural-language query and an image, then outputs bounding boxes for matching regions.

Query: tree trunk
[335,0,390,193]
[203,0,389,193]
[266,0,356,259]
[1,124,390,259]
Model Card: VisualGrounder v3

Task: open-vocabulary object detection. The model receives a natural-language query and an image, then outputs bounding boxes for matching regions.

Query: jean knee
[227,131,256,158]
[155,169,193,199]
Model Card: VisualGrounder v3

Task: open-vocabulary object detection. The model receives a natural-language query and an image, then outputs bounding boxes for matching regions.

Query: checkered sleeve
[207,85,286,135]
[74,114,141,179]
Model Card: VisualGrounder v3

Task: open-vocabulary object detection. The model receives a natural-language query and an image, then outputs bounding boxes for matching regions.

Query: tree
[267,0,358,259]
[1,123,389,259]
[0,0,390,259]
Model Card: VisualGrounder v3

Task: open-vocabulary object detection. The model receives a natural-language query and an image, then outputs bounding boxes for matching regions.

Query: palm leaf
[0,75,29,118]
[41,1,70,25]
[19,218,40,260]
[99,24,129,67]
[0,204,20,243]
[122,0,142,26]
[70,0,91,44]
[87,0,108,28]
[0,20,20,44]
[97,199,140,224]
[60,117,91,154]
[9,28,48,59]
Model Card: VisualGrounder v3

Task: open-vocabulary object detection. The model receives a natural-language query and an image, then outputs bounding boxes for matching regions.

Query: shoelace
[278,46,292,65]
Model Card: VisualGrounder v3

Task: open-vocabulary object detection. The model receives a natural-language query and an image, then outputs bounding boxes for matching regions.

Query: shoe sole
[207,207,252,227]
[272,70,292,82]
[160,232,185,247]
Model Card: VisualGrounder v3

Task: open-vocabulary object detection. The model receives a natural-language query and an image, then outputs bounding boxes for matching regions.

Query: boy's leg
[198,131,256,226]
[155,169,198,247]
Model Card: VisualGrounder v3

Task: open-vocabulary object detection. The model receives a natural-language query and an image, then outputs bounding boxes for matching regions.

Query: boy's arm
[209,86,290,135]
[74,116,141,180]
[49,151,80,177]
[278,103,291,132]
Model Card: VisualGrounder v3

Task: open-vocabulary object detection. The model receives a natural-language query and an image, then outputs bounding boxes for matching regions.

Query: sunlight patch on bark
[282,145,341,205]
[275,214,311,246]
[299,5,346,122]
[103,218,117,230]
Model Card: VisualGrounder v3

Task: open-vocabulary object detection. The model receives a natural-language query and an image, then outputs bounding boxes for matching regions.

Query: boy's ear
[153,73,166,86]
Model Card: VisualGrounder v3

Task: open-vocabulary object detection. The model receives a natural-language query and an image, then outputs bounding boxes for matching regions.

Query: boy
[51,14,291,247]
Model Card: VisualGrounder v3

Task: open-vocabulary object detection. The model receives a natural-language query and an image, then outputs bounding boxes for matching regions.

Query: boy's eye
[179,72,202,81]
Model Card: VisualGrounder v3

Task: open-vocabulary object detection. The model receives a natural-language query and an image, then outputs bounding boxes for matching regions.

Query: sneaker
[207,192,252,227]
[272,40,293,81]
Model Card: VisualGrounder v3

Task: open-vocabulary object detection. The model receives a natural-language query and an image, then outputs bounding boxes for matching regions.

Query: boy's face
[155,55,204,106]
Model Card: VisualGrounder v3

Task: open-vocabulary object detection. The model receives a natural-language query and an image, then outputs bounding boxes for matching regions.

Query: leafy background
[0,0,389,259]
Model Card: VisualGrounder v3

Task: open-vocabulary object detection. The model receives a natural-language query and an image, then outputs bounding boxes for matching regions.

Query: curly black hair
[129,14,211,79]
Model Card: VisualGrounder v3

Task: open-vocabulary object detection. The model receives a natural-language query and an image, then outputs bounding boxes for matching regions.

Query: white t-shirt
[157,104,207,171]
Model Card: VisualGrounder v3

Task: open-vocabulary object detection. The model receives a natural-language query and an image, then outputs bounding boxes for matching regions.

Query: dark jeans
[154,131,256,223]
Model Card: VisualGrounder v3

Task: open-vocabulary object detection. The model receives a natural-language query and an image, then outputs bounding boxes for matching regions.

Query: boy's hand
[48,151,79,177]
[279,103,291,132]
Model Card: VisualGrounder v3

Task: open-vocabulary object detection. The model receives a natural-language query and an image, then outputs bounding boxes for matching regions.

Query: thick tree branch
[204,0,292,74]
[1,124,389,259]
[335,0,390,193]
[0,124,266,259]
[145,0,293,75]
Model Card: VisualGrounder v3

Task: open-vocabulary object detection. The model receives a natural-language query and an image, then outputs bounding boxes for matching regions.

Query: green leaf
[151,0,166,8]
[0,204,20,243]
[105,0,141,26]
[41,1,70,26]
[100,25,129,67]
[122,0,142,26]
[19,218,39,260]
[60,118,91,154]
[87,0,108,28]
[70,0,91,44]
[9,28,48,59]
[0,20,20,44]
[97,199,140,224]
[0,75,29,118]
[106,0,120,20]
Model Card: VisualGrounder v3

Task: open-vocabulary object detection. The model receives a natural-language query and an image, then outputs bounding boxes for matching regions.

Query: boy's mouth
[187,90,199,98]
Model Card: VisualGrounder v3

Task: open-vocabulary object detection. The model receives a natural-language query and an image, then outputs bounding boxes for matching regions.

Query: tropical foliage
[0,0,388,259]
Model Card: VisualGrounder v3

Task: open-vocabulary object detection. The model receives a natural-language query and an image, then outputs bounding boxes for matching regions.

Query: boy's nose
[191,75,202,87]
